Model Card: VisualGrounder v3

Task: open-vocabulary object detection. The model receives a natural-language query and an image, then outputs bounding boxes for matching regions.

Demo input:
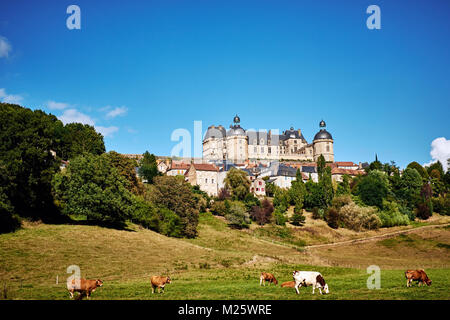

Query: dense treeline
[0,104,199,237]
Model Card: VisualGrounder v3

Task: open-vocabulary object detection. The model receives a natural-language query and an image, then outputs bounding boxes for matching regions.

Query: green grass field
[1,212,449,300]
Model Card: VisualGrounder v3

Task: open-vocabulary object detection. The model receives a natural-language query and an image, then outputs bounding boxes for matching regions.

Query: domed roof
[227,126,246,136]
[204,126,226,141]
[314,129,333,140]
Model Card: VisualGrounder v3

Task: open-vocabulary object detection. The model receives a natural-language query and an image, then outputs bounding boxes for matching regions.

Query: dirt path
[304,223,450,249]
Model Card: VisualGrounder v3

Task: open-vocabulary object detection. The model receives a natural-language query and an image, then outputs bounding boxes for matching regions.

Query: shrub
[217,188,231,200]
[416,202,432,220]
[377,200,410,227]
[243,193,260,212]
[210,200,228,216]
[250,199,274,225]
[326,207,339,229]
[311,207,322,220]
[158,207,183,237]
[129,196,160,231]
[274,209,288,226]
[332,195,352,211]
[225,201,251,229]
[339,202,381,231]
[290,206,305,226]
[357,170,389,209]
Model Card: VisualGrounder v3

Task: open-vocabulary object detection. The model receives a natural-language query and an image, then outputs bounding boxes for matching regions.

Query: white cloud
[47,100,70,110]
[58,108,119,138]
[0,88,23,104]
[58,109,95,126]
[423,137,450,171]
[0,36,11,58]
[96,126,119,137]
[105,106,127,118]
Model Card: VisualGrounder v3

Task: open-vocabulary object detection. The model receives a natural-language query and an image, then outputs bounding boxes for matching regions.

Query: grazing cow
[292,271,329,295]
[281,281,296,288]
[405,269,432,287]
[150,275,172,293]
[260,272,278,286]
[67,279,103,299]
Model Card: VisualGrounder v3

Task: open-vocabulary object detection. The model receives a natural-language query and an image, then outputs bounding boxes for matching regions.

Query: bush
[274,209,288,226]
[290,206,305,226]
[158,207,183,237]
[225,201,251,229]
[332,195,352,211]
[243,193,260,212]
[377,200,410,227]
[326,207,339,229]
[210,200,228,216]
[416,202,432,220]
[249,199,274,225]
[129,196,160,231]
[339,202,381,231]
[217,188,231,200]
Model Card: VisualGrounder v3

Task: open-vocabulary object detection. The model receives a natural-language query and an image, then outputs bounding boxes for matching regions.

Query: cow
[405,269,432,287]
[292,271,329,295]
[260,272,278,286]
[281,281,296,288]
[150,275,172,293]
[67,278,103,300]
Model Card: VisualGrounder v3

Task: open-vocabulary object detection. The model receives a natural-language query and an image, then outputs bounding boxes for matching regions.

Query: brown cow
[67,279,103,299]
[150,275,172,293]
[405,269,432,287]
[281,281,296,288]
[259,272,278,286]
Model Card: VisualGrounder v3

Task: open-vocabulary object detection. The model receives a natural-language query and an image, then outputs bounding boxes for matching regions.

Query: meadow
[1,212,449,300]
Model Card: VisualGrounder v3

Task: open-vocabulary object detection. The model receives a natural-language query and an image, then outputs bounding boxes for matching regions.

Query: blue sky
[1,0,449,169]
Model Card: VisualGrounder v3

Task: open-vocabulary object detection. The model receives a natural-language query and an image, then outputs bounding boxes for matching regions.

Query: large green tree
[147,176,200,238]
[357,170,389,209]
[224,168,251,201]
[0,103,62,221]
[138,151,160,183]
[104,151,143,195]
[58,123,105,160]
[52,153,134,225]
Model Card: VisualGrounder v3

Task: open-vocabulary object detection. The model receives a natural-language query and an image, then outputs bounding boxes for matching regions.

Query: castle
[203,115,334,163]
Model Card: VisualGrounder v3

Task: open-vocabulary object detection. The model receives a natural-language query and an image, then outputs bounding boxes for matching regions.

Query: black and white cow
[292,271,329,295]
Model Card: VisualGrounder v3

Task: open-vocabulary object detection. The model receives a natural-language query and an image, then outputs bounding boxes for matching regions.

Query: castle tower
[226,115,248,163]
[313,120,334,162]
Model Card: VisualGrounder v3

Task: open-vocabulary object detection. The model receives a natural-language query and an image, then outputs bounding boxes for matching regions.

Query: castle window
[253,139,257,145]
[268,147,271,153]
[326,146,330,152]
[205,178,208,183]
[212,179,214,184]
[261,147,264,153]
[254,147,257,153]
[260,138,264,145]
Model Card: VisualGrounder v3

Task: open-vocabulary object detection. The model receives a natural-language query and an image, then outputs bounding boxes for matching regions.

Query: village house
[184,163,220,196]
[331,167,366,182]
[166,162,190,176]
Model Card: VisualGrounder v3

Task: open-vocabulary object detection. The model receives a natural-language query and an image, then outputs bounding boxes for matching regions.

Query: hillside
[0,212,449,299]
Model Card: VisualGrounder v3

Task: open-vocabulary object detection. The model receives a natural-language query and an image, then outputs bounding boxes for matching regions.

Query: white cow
[292,271,329,295]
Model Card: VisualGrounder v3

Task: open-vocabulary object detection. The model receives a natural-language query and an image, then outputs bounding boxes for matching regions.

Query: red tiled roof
[191,163,219,172]
[335,161,356,167]
[170,162,190,170]
[331,168,365,176]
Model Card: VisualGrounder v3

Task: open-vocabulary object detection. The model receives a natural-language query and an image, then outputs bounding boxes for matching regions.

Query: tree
[104,151,143,195]
[58,123,105,160]
[250,199,274,225]
[317,155,326,180]
[289,169,306,210]
[52,153,135,225]
[406,161,428,181]
[148,176,200,238]
[395,168,422,209]
[225,201,251,229]
[138,151,160,183]
[416,183,433,220]
[326,207,339,229]
[0,103,63,222]
[357,170,389,209]
[290,205,305,226]
[336,174,351,196]
[224,168,251,201]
